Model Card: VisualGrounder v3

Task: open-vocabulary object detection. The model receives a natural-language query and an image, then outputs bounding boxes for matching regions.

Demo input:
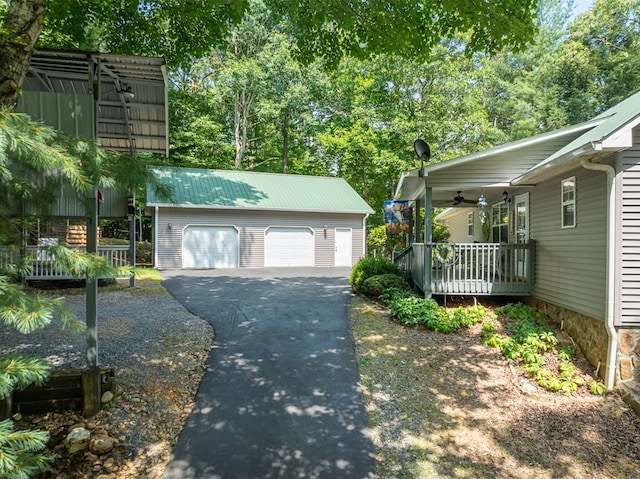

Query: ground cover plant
[350,295,640,478]
[380,287,494,334]
[482,302,607,396]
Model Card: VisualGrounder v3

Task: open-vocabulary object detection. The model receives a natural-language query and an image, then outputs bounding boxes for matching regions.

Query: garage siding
[154,208,365,269]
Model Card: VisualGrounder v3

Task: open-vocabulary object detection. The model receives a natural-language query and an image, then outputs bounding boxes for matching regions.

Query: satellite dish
[414,139,431,178]
[414,139,431,161]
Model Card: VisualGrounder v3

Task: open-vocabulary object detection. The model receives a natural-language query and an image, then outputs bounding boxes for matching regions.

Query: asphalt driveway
[160,267,376,479]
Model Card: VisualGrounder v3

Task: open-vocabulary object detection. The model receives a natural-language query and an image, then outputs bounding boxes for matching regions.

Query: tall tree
[554,0,640,121]
[1,0,540,110]
[0,0,47,108]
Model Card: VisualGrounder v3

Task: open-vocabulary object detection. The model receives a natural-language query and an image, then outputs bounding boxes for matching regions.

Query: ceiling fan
[451,191,478,205]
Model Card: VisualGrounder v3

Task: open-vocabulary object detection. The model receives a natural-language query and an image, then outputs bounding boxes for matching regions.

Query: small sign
[384,200,410,234]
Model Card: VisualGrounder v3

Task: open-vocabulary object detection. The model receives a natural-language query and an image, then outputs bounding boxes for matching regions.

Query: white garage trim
[264,226,314,267]
[182,224,239,269]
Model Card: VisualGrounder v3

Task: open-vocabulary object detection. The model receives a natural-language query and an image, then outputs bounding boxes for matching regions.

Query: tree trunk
[282,107,289,174]
[0,0,47,109]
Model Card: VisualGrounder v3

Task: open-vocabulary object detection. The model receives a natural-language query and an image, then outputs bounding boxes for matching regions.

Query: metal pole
[86,56,100,367]
[129,194,136,287]
[86,189,98,366]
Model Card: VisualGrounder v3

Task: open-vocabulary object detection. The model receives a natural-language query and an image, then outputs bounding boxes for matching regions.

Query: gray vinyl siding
[530,166,608,321]
[154,208,365,269]
[438,209,483,243]
[618,129,640,326]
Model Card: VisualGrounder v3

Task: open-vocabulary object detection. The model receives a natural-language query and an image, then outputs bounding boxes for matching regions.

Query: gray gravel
[1,285,212,374]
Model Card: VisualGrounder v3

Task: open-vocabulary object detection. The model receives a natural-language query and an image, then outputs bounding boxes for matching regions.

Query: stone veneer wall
[618,330,640,383]
[524,297,610,381]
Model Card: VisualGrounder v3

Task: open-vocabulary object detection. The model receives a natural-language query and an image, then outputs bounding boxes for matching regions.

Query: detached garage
[146,167,374,269]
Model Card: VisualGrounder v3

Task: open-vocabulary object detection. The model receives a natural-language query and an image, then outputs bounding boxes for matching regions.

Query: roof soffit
[23,48,168,156]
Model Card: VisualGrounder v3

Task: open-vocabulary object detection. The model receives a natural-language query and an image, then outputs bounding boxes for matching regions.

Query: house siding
[437,209,483,243]
[154,208,365,269]
[530,165,608,321]
[618,128,640,326]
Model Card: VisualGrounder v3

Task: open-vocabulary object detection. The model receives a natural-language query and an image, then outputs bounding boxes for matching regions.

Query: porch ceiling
[395,118,605,207]
[23,48,168,156]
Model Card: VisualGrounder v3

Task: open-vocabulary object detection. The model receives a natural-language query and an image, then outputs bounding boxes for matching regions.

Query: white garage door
[265,227,314,267]
[183,225,238,269]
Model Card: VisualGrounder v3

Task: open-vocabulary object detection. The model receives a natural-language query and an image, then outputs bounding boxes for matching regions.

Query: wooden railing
[397,242,535,296]
[0,245,131,280]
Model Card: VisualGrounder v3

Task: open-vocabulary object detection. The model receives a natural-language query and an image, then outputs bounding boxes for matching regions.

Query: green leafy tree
[554,0,640,121]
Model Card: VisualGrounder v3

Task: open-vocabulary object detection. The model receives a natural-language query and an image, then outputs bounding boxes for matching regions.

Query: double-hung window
[562,177,576,228]
[467,212,474,237]
[491,203,509,243]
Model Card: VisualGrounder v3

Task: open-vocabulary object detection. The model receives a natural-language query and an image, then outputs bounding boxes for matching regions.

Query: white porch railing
[395,242,535,296]
[0,245,131,280]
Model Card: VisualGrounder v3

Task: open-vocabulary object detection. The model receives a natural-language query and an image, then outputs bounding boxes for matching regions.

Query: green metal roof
[146,167,374,214]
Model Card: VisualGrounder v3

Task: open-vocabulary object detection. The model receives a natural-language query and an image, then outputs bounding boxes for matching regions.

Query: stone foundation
[522,298,640,415]
[618,330,640,382]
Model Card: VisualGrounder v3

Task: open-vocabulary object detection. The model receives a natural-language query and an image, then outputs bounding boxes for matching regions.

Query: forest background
[31,0,640,240]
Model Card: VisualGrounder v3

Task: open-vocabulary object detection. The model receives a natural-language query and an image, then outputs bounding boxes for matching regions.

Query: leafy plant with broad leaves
[485,302,605,396]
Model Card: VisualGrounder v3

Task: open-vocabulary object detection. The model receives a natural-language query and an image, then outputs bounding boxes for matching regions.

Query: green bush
[388,295,442,326]
[350,256,401,293]
[360,273,408,298]
[136,241,152,265]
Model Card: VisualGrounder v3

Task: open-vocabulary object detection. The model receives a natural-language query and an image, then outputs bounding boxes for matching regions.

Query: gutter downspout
[154,206,159,268]
[580,158,617,390]
[363,214,369,258]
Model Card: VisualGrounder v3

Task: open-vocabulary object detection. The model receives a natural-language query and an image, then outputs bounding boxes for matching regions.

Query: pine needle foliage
[0,108,138,477]
[0,419,52,479]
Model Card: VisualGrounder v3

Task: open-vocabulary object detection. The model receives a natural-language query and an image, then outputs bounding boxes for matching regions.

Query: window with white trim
[491,203,509,243]
[467,212,474,237]
[561,176,576,228]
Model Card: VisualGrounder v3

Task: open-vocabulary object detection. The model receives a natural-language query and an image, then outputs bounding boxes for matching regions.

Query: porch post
[423,187,433,298]
[414,197,421,243]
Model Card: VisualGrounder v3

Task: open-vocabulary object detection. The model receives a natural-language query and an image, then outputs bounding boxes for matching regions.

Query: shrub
[350,256,401,293]
[360,274,408,298]
[136,241,152,265]
[388,295,442,326]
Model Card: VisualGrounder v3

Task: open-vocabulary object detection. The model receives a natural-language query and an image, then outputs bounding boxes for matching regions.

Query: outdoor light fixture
[414,139,431,178]
[167,223,172,230]
[477,195,488,222]
[502,189,511,203]
[122,85,135,100]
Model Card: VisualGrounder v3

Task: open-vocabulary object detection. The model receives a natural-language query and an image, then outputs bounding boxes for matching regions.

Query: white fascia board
[147,203,375,215]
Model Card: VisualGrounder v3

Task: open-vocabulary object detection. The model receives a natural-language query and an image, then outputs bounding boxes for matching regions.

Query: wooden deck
[395,242,535,296]
[1,245,131,280]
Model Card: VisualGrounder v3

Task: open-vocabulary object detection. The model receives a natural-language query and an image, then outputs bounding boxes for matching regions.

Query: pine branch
[0,419,52,479]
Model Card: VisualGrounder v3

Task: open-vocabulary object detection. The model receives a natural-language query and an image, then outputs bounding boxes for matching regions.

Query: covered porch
[393,123,602,297]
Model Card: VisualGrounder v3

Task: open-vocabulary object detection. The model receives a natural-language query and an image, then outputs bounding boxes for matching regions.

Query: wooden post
[82,366,101,417]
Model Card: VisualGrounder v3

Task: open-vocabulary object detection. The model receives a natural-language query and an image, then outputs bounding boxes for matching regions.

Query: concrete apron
[160,267,376,479]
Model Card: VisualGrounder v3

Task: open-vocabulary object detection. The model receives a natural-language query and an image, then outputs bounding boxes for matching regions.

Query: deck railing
[397,242,535,296]
[0,245,131,280]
